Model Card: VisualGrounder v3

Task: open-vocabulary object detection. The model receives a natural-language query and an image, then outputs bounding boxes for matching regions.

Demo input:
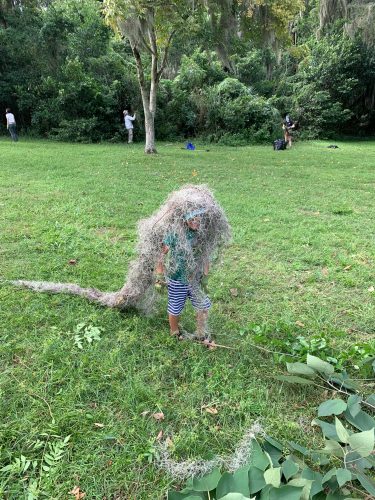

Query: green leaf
[248,466,266,494]
[220,494,252,500]
[192,468,221,491]
[301,467,323,497]
[365,394,375,408]
[348,429,374,457]
[287,441,310,456]
[168,492,206,500]
[335,468,351,487]
[269,485,304,500]
[310,452,330,465]
[356,470,375,496]
[325,493,346,500]
[306,354,334,374]
[328,373,359,391]
[322,468,337,484]
[288,478,313,500]
[249,439,269,471]
[344,408,375,432]
[281,458,299,481]
[347,394,362,417]
[318,399,347,417]
[264,436,283,451]
[321,439,344,458]
[216,469,250,498]
[334,417,350,443]
[275,375,315,385]
[260,484,272,500]
[264,468,281,487]
[345,450,374,469]
[311,419,340,441]
[286,362,316,377]
[263,442,282,467]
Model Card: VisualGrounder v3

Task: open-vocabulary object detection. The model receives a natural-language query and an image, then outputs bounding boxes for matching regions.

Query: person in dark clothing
[282,113,295,148]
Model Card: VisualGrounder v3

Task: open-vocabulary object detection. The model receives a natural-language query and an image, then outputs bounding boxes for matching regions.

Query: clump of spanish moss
[156,422,264,480]
[11,185,231,312]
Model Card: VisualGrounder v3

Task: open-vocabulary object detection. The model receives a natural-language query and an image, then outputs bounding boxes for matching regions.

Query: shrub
[202,78,280,142]
[51,117,100,142]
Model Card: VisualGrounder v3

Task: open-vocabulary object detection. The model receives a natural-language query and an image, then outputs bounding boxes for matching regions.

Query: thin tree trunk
[144,108,156,154]
[131,43,157,154]
[145,25,158,154]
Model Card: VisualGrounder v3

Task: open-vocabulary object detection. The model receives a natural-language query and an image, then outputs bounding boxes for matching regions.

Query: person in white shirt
[5,108,18,142]
[123,109,136,143]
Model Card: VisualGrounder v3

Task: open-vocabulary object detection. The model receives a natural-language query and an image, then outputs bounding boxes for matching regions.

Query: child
[12,185,231,321]
[155,208,212,341]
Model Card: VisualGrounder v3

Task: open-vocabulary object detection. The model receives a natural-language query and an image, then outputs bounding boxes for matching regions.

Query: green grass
[1,138,375,499]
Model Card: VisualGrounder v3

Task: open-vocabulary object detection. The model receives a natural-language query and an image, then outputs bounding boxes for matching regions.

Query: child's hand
[201,275,209,293]
[155,273,166,293]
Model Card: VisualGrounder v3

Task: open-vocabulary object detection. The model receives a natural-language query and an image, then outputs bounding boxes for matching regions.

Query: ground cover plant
[168,356,375,498]
[1,138,375,498]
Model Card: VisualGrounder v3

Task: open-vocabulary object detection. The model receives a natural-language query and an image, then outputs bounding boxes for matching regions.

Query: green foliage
[280,34,375,137]
[168,357,375,498]
[1,0,374,143]
[52,118,100,143]
[177,49,226,92]
[0,435,70,499]
[156,51,280,143]
[68,323,102,349]
[246,324,375,378]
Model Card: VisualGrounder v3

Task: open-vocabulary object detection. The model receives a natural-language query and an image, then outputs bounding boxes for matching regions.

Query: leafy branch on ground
[168,358,375,498]
[241,323,375,378]
[67,323,102,349]
[0,435,70,500]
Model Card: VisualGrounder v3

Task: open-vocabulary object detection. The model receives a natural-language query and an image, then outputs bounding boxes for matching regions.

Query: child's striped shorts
[167,279,211,316]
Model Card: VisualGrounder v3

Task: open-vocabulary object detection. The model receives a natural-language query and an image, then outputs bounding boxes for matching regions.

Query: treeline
[0,0,374,143]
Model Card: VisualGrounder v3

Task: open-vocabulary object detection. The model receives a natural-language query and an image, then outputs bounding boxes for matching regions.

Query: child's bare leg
[196,309,208,339]
[169,314,180,335]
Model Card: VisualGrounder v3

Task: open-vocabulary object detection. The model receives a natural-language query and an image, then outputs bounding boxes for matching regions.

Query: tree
[103,0,198,153]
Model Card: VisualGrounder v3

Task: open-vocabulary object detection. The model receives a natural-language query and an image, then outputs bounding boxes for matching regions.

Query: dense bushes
[156,52,281,144]
[1,2,374,143]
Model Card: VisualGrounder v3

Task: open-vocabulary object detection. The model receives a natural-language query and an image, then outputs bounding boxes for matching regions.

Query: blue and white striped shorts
[167,279,211,316]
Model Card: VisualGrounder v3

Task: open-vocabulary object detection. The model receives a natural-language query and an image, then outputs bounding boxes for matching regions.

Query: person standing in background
[5,108,18,142]
[123,109,136,143]
[282,113,295,148]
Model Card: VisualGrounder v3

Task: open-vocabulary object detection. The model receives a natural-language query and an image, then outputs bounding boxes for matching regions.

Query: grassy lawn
[1,138,375,499]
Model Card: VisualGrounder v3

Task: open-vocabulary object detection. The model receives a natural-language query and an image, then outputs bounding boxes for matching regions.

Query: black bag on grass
[273,139,287,151]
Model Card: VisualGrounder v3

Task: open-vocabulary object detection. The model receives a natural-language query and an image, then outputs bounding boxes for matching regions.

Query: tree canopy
[0,0,374,146]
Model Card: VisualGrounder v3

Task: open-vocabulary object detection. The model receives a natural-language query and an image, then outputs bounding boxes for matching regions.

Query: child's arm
[203,261,209,276]
[155,244,169,279]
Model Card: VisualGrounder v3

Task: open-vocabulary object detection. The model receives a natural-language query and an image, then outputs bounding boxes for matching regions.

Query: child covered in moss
[155,208,211,341]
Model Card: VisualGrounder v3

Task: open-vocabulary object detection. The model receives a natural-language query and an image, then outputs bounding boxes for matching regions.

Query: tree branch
[157,29,177,81]
[131,44,150,109]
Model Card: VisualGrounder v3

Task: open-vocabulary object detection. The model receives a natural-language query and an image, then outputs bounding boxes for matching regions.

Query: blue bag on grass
[186,142,196,151]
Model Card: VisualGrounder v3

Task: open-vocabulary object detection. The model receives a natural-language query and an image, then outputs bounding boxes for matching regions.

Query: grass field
[1,138,375,499]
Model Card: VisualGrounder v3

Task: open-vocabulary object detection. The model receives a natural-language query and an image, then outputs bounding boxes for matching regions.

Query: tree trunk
[145,38,158,154]
[144,108,156,154]
[131,43,158,154]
